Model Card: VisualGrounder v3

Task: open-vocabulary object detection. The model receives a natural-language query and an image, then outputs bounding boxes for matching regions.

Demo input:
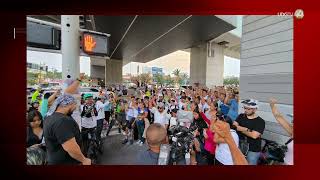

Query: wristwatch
[76,78,82,82]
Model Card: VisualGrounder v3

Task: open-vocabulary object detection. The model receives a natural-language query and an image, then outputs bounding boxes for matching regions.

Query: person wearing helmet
[28,101,40,113]
[80,93,98,156]
[31,87,41,104]
[233,99,265,165]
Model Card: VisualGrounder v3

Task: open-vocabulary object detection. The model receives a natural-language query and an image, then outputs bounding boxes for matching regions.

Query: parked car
[79,87,100,99]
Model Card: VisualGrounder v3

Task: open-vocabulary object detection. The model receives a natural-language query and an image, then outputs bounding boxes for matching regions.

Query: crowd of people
[26,74,293,165]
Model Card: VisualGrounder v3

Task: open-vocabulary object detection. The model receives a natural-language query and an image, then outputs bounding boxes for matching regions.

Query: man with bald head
[135,123,166,165]
[135,123,196,165]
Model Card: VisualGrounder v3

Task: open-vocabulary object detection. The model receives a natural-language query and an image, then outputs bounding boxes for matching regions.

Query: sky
[27,50,240,77]
[27,50,91,75]
[123,51,240,77]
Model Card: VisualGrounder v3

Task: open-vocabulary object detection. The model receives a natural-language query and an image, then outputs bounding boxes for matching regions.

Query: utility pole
[38,62,42,84]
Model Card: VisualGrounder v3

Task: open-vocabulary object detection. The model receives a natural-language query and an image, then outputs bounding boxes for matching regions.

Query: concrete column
[105,59,123,85]
[61,15,80,81]
[90,57,106,81]
[190,42,224,88]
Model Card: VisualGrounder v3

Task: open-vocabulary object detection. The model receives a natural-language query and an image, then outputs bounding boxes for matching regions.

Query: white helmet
[241,99,259,109]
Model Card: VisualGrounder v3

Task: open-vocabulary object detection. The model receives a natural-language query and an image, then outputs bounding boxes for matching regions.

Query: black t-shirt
[27,127,43,148]
[235,114,265,152]
[43,112,81,165]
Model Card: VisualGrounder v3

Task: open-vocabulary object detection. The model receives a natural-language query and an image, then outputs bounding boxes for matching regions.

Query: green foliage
[154,73,165,87]
[223,76,239,85]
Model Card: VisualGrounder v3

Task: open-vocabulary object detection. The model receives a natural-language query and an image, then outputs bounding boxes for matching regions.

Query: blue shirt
[104,101,111,111]
[220,103,230,115]
[40,99,49,118]
[227,99,239,121]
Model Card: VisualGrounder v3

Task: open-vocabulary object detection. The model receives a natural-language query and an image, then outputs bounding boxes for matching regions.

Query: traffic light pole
[61,15,80,81]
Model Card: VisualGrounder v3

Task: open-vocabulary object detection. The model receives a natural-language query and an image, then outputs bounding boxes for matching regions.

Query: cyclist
[80,93,98,157]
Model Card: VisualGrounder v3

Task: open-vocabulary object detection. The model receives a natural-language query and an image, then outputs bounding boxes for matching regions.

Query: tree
[165,75,175,87]
[154,73,165,87]
[130,75,139,85]
[223,76,239,85]
[46,69,62,80]
[139,73,152,86]
[180,73,189,86]
[27,71,39,85]
[172,68,182,87]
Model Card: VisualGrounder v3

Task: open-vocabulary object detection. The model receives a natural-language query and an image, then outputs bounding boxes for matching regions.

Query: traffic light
[82,32,109,56]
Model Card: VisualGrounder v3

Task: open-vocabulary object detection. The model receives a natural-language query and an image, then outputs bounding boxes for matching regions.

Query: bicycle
[258,138,288,165]
[81,128,101,164]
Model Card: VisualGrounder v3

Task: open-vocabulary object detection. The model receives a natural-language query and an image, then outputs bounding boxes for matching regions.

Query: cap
[83,93,93,100]
[158,102,165,108]
[241,99,259,109]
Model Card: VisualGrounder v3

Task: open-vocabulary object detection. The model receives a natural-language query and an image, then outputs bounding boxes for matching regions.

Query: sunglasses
[243,106,254,110]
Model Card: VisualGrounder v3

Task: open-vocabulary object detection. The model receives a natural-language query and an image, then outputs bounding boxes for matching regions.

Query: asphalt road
[97,127,148,165]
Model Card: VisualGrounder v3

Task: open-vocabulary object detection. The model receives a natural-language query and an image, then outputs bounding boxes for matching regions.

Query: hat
[83,93,93,100]
[241,99,259,109]
[46,94,77,117]
[158,102,165,108]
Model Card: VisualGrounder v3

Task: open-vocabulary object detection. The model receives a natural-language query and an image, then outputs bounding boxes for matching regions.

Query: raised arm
[269,98,293,137]
[214,121,248,165]
[64,73,85,94]
[200,112,211,125]
[48,89,60,106]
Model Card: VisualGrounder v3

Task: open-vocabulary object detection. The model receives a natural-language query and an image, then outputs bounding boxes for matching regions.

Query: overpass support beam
[190,42,224,88]
[105,59,123,85]
[61,15,80,81]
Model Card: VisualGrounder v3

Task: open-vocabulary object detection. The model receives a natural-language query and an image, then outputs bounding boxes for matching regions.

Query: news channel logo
[294,9,304,19]
[277,9,303,20]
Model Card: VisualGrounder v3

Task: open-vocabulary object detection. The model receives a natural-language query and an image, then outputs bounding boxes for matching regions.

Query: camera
[158,125,195,165]
[83,105,95,118]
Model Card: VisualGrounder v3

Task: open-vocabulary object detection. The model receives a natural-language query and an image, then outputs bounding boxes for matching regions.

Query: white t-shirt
[150,107,170,127]
[81,105,97,128]
[284,139,293,165]
[215,130,239,165]
[95,100,105,120]
[201,103,209,112]
[133,108,139,118]
[126,101,135,120]
[179,102,186,110]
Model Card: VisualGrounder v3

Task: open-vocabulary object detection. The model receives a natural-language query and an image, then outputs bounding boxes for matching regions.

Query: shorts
[116,113,126,125]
